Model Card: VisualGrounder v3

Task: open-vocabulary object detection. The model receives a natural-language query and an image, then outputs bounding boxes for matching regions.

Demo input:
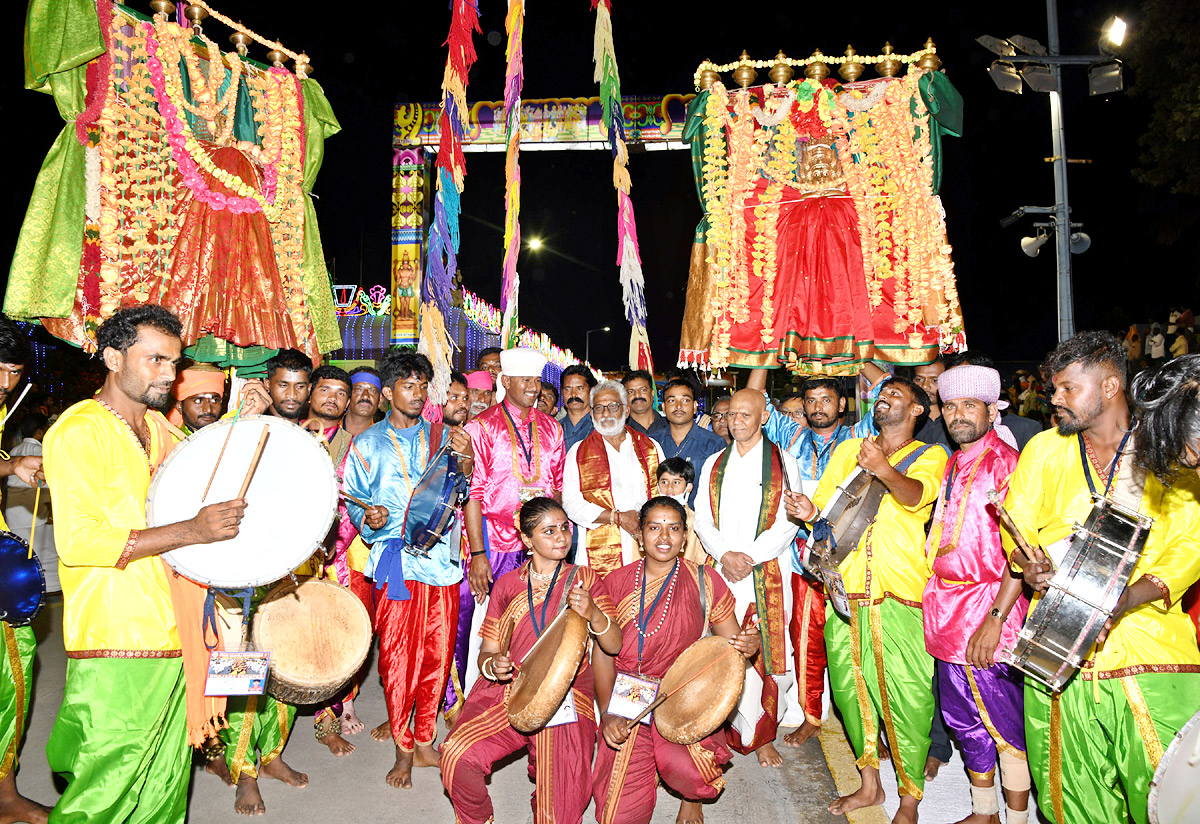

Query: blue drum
[402,441,470,559]
[0,531,46,626]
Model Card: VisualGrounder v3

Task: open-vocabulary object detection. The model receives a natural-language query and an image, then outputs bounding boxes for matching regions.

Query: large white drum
[149,415,338,588]
[1149,710,1200,824]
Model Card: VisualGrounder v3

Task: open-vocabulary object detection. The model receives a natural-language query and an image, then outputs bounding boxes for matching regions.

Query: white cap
[499,347,547,378]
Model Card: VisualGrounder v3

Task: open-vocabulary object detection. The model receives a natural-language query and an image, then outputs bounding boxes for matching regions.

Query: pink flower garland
[76,0,115,145]
[143,22,267,215]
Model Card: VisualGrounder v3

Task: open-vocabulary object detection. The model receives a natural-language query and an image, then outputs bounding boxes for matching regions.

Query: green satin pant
[218,693,296,783]
[0,623,36,780]
[47,657,189,824]
[825,598,935,800]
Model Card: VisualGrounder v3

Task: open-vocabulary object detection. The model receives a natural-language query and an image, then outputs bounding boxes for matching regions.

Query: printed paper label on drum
[205,651,271,696]
[609,672,660,725]
[544,687,579,727]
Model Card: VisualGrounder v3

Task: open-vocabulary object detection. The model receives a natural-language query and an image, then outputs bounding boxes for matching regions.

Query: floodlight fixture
[1021,64,1057,93]
[976,35,1016,57]
[1103,16,1127,49]
[1008,35,1047,55]
[999,208,1026,229]
[1088,60,1124,96]
[987,61,1024,94]
[1021,230,1050,258]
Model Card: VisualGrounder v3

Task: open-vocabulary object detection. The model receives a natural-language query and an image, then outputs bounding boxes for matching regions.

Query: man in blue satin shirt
[343,350,474,790]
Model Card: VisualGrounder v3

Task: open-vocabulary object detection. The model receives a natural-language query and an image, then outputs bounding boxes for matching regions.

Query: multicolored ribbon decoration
[421,0,481,402]
[499,0,525,347]
[591,0,653,373]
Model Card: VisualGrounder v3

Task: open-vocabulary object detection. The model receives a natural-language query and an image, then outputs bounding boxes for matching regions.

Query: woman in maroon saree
[592,497,760,824]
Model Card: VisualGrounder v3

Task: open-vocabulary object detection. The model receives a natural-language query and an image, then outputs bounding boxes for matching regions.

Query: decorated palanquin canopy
[6,0,342,366]
[678,44,966,376]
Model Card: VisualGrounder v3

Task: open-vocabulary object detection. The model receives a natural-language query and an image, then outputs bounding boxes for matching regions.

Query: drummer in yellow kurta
[1003,331,1200,824]
[0,315,53,824]
[43,306,246,824]
[789,376,947,824]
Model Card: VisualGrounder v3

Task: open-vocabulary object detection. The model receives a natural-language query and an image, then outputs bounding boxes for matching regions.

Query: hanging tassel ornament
[421,0,481,402]
[500,0,525,348]
[591,0,652,373]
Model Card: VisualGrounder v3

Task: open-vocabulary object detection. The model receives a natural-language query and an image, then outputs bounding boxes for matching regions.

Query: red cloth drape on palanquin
[141,142,318,361]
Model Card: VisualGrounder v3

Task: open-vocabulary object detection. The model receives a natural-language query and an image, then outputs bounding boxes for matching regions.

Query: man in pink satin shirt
[922,364,1030,824]
[460,347,565,689]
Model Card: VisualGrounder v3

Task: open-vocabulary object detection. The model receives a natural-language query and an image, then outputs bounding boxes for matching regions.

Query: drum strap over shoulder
[697,564,710,640]
[893,443,936,476]
[556,566,580,614]
[428,422,445,468]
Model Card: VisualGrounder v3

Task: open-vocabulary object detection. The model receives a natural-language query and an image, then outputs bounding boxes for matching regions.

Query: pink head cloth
[466,370,494,390]
[937,365,1019,451]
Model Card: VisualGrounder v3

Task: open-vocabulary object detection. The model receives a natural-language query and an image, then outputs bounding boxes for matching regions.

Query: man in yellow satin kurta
[43,306,245,824]
[1002,330,1200,824]
[797,375,948,823]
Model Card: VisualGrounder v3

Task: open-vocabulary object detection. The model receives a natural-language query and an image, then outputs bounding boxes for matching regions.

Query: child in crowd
[655,458,709,565]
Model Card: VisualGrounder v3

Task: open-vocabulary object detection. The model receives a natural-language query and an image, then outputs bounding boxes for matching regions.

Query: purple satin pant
[936,659,1026,775]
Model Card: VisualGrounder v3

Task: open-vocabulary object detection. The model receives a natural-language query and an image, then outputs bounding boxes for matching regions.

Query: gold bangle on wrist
[588,613,612,636]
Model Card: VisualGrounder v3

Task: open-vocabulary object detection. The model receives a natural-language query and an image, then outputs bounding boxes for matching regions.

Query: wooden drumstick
[341,491,373,510]
[626,643,741,727]
[236,425,271,499]
[986,489,1048,568]
[202,394,247,502]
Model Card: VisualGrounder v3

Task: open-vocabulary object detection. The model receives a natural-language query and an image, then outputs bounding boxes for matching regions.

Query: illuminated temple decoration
[332,285,595,384]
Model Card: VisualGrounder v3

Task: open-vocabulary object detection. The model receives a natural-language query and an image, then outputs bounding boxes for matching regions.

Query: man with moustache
[560,363,597,451]
[168,363,226,434]
[44,306,246,822]
[563,380,664,575]
[710,396,732,444]
[786,376,947,824]
[302,364,363,756]
[259,349,313,420]
[475,347,502,386]
[1004,332,1200,824]
[344,350,474,789]
[694,389,801,770]
[461,348,565,689]
[923,365,1030,824]
[907,356,952,448]
[622,370,665,434]
[944,351,1041,451]
[648,377,725,507]
[464,370,494,421]
[344,367,383,435]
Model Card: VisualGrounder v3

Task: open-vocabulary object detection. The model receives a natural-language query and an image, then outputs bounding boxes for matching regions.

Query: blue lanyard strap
[502,404,535,467]
[1077,429,1131,499]
[637,559,677,663]
[526,560,563,639]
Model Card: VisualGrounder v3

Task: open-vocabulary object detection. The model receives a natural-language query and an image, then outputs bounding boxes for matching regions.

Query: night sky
[4,1,1196,374]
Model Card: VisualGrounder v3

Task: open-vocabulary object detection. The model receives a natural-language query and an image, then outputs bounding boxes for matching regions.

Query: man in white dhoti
[694,388,800,768]
[563,380,664,577]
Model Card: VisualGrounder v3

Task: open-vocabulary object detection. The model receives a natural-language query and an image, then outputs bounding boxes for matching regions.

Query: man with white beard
[464,370,494,421]
[563,380,665,576]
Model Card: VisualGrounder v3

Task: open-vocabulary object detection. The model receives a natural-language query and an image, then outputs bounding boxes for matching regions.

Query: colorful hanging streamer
[499,0,525,347]
[590,0,652,373]
[421,0,481,403]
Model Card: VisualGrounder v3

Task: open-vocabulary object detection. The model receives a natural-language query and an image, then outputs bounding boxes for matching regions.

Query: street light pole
[586,326,611,367]
[1047,0,1076,341]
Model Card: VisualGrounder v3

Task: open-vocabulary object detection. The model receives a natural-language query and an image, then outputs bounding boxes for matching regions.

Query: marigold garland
[700,69,963,369]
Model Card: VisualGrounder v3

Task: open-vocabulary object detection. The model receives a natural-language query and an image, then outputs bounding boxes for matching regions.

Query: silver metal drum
[1004,494,1151,692]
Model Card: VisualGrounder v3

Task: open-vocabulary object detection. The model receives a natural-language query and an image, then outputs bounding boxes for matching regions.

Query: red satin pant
[788,574,828,726]
[592,723,730,824]
[442,681,596,824]
[376,581,457,751]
